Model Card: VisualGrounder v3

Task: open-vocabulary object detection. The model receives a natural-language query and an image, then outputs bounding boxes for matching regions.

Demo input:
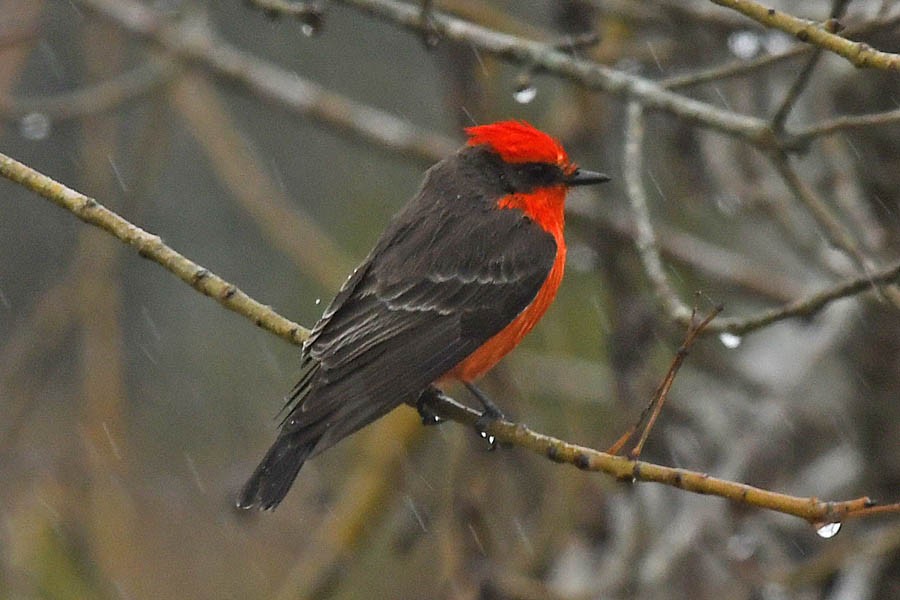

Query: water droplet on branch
[814,521,841,538]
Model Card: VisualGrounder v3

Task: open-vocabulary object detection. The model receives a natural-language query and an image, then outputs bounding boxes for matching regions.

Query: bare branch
[792,107,900,146]
[422,390,880,525]
[711,260,900,335]
[623,100,693,323]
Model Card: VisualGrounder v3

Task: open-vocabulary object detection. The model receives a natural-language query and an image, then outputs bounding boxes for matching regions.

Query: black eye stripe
[516,162,564,185]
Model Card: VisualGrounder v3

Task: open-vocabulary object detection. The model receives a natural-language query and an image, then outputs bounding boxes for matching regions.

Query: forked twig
[607,302,723,458]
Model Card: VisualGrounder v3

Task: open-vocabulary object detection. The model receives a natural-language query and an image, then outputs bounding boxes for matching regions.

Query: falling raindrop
[404,495,427,532]
[467,522,487,555]
[513,82,537,104]
[727,30,761,59]
[646,41,663,73]
[185,453,207,493]
[315,298,321,305]
[19,112,51,140]
[101,421,122,460]
[301,23,315,37]
[108,155,129,193]
[719,332,742,349]
[815,521,841,538]
[513,518,535,556]
[141,305,162,341]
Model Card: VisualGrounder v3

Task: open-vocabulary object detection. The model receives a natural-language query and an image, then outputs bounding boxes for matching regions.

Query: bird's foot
[415,386,445,426]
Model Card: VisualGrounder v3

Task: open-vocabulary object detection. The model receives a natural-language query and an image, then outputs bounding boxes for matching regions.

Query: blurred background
[1,1,899,598]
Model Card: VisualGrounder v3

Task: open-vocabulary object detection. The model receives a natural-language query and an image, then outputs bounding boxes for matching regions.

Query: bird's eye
[519,163,563,185]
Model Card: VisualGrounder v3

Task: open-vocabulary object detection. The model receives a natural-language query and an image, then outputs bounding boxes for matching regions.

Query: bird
[237,120,609,510]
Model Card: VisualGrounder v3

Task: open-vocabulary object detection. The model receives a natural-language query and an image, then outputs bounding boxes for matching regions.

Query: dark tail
[236,432,319,510]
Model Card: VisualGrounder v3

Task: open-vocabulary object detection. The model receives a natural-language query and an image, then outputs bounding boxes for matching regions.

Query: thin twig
[770,0,849,130]
[769,146,900,312]
[791,107,900,147]
[771,47,824,131]
[608,304,724,458]
[769,150,866,269]
[571,207,804,303]
[248,0,324,20]
[706,261,900,334]
[662,46,808,90]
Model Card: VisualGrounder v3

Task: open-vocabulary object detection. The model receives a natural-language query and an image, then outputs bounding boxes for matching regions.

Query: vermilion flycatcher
[238,120,609,509]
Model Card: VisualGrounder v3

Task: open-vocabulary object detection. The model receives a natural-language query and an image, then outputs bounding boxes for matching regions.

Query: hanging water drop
[513,83,537,104]
[719,332,742,349]
[815,521,841,538]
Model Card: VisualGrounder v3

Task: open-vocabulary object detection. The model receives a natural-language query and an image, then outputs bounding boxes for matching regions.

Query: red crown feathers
[465,120,569,166]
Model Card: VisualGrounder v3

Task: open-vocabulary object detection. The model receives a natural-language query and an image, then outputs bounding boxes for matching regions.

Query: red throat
[496,187,566,240]
[443,186,568,383]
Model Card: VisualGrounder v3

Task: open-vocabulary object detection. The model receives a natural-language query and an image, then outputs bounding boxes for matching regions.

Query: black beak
[566,168,611,187]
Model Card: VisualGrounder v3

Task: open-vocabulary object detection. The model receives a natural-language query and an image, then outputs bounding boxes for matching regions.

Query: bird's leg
[463,381,505,449]
[464,381,505,420]
[413,385,446,426]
